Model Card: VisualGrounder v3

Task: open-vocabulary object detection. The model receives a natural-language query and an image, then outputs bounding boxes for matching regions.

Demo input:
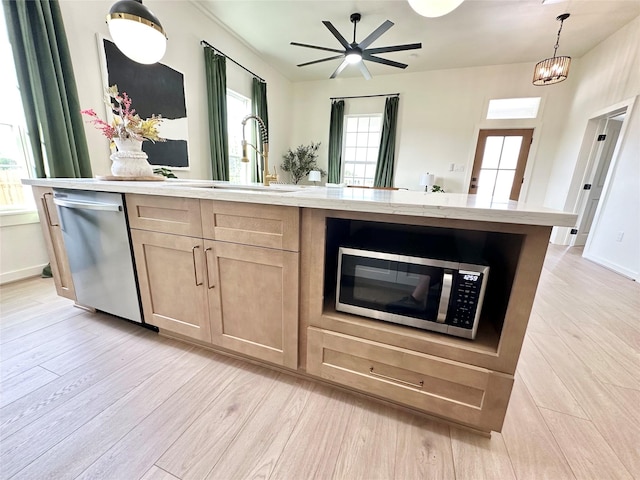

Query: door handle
[41,193,58,227]
[192,246,203,286]
[204,247,215,289]
[53,198,122,212]
[437,272,453,323]
[471,184,477,189]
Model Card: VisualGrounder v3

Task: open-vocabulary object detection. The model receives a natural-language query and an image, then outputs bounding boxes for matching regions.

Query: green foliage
[280,142,326,185]
[431,185,445,193]
[0,157,18,166]
[153,167,177,179]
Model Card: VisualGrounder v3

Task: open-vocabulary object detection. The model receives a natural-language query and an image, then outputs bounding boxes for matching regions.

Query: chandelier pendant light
[106,0,167,64]
[533,13,571,86]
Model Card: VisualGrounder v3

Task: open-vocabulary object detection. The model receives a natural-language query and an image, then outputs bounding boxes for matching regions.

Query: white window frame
[341,114,382,187]
[226,89,252,184]
[0,2,36,214]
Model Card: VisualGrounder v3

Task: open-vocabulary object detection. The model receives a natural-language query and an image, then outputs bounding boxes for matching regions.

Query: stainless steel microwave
[336,247,489,339]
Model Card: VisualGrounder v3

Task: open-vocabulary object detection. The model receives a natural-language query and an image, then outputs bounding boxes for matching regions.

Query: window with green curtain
[327,99,345,184]
[2,0,92,179]
[204,48,229,181]
[251,77,268,183]
[374,96,399,188]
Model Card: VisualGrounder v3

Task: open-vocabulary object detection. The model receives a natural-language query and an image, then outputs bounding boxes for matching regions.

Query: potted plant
[82,85,164,177]
[281,142,326,185]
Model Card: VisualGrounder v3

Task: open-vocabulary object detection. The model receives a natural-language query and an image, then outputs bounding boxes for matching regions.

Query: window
[486,97,541,120]
[342,115,382,186]
[0,2,35,211]
[226,89,251,183]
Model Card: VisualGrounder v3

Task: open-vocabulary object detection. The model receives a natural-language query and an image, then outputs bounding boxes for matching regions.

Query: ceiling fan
[291,13,422,80]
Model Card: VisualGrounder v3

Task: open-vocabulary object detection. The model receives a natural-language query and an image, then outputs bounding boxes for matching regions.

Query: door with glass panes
[469,129,533,201]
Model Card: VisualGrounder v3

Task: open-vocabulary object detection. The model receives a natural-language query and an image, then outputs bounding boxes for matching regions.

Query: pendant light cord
[552,14,569,58]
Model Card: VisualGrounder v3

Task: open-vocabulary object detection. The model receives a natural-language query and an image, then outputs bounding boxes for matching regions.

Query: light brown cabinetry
[131,229,211,342]
[300,208,551,433]
[31,186,75,300]
[207,240,298,368]
[127,194,299,369]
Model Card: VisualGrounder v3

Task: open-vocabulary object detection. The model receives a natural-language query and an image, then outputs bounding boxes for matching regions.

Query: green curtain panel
[327,100,345,184]
[204,48,229,181]
[374,96,400,188]
[252,78,269,183]
[3,0,92,178]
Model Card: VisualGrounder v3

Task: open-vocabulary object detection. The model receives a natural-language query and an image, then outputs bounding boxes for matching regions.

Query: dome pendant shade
[533,13,571,86]
[107,0,167,64]
[408,0,465,18]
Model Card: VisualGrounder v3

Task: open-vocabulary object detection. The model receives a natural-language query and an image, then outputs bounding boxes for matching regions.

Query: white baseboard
[582,252,638,281]
[0,264,48,285]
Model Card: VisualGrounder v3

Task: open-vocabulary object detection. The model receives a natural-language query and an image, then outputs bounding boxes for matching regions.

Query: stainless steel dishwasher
[53,188,147,325]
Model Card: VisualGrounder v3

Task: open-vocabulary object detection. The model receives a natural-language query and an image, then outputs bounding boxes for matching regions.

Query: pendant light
[533,13,571,86]
[407,0,464,18]
[106,0,167,64]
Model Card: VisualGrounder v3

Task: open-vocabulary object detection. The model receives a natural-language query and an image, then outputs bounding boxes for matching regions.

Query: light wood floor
[1,245,638,480]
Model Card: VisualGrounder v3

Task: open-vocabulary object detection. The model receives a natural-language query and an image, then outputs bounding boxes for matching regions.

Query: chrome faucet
[241,114,278,186]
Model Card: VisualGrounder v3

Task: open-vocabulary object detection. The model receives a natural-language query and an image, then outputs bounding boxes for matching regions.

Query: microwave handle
[437,272,453,323]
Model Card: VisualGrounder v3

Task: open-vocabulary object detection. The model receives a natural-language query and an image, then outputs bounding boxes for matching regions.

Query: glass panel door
[469,129,533,202]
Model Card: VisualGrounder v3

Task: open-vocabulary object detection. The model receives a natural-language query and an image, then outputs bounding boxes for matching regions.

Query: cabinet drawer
[307,327,513,432]
[126,194,202,237]
[201,200,299,251]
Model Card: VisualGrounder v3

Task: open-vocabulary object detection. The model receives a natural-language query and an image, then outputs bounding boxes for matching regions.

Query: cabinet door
[131,229,211,342]
[32,186,76,300]
[201,200,299,251]
[206,240,298,368]
[126,194,202,237]
[307,327,513,433]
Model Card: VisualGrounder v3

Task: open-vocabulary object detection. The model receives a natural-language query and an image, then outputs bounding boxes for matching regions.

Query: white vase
[110,138,154,177]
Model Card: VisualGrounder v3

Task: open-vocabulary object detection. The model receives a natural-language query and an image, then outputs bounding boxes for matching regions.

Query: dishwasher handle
[54,198,122,212]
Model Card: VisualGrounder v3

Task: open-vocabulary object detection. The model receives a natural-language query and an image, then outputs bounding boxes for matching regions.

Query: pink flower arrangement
[82,85,164,143]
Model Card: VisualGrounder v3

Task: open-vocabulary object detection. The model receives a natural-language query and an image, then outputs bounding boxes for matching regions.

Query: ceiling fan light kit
[407,0,465,18]
[291,12,422,79]
[533,13,571,86]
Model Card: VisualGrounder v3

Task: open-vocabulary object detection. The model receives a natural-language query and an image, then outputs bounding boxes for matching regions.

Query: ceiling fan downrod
[350,12,361,44]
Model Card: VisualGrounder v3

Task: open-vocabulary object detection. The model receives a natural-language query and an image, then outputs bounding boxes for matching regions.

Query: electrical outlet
[455,165,465,173]
[615,231,624,242]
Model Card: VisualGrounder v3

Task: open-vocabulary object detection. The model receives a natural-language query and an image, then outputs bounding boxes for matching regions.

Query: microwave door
[338,249,449,323]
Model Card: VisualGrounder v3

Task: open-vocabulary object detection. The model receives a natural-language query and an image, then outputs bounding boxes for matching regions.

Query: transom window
[342,115,381,187]
[226,89,251,183]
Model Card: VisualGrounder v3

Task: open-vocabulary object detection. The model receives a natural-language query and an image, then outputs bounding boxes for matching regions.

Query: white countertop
[24,178,577,227]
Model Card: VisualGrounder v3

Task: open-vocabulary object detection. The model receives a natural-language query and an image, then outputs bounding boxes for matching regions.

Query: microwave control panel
[447,271,484,329]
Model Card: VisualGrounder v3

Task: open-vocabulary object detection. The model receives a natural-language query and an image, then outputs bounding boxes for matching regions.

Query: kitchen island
[24,178,576,434]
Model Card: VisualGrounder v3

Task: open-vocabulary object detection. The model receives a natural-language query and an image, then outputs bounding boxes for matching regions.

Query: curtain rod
[200,40,265,83]
[330,93,400,100]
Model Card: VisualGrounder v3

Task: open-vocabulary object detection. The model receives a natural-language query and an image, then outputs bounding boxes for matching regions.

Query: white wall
[58,0,293,179]
[547,16,639,278]
[290,61,576,204]
[0,212,49,285]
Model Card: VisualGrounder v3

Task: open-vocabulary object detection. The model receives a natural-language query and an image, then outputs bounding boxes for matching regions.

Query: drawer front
[307,327,513,432]
[201,200,299,251]
[126,194,202,237]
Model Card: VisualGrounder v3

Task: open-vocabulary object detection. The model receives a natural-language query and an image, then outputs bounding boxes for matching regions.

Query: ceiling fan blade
[297,55,344,67]
[363,54,408,69]
[322,21,351,49]
[357,20,394,50]
[330,59,350,79]
[357,61,372,80]
[290,42,344,54]
[365,43,422,55]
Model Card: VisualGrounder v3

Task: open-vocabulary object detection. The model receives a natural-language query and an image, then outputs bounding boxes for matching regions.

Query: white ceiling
[194,0,640,82]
